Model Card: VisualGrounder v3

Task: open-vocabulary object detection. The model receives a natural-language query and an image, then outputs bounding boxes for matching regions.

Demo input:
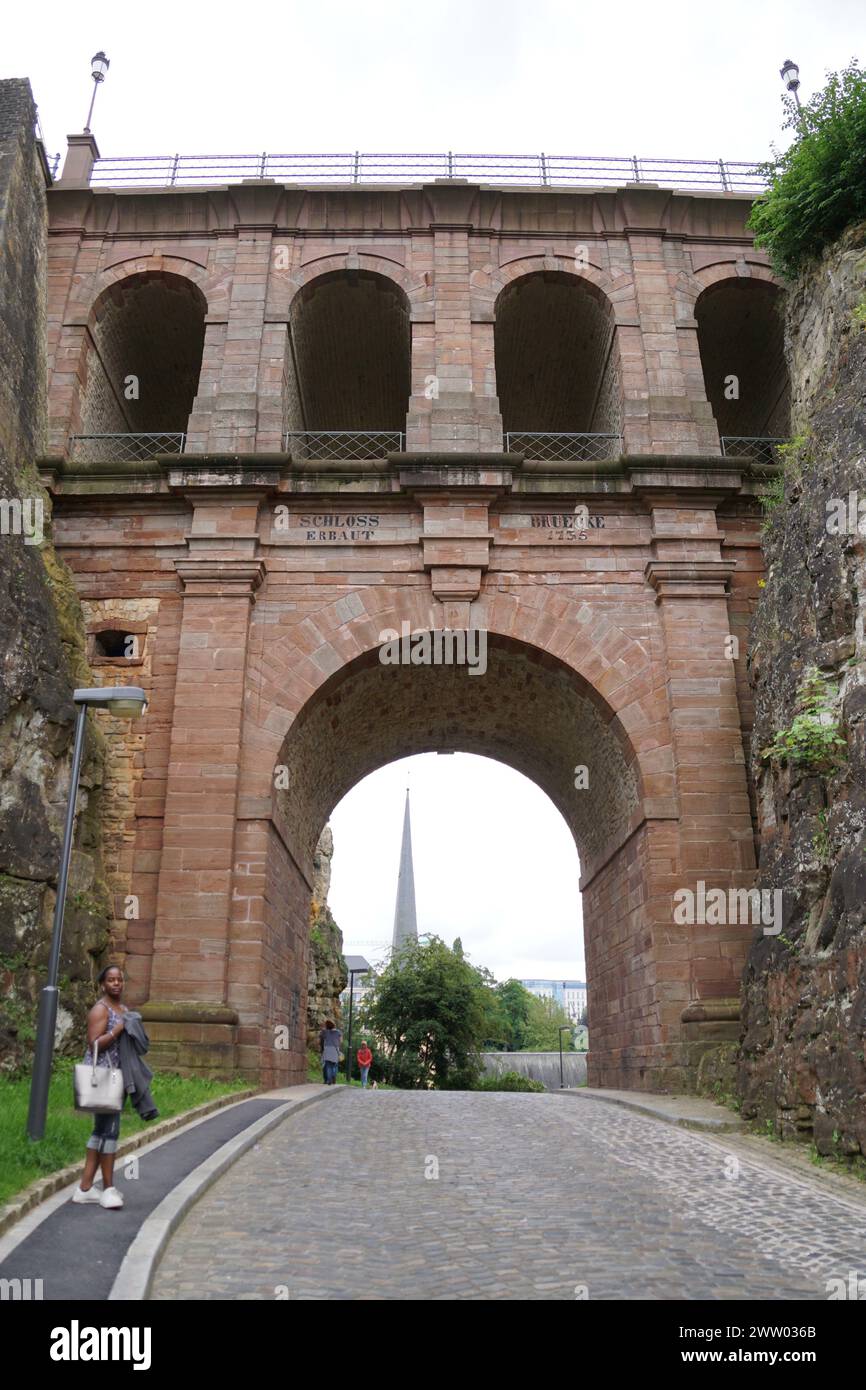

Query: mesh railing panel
[720,436,786,466]
[505,432,622,462]
[284,431,404,461]
[69,433,186,463]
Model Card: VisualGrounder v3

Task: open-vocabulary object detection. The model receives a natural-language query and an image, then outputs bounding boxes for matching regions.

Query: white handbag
[73,1033,124,1114]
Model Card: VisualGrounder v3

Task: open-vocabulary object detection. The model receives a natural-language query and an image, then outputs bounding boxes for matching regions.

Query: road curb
[0,1086,258,1239]
[556,1086,745,1133]
[110,1084,344,1300]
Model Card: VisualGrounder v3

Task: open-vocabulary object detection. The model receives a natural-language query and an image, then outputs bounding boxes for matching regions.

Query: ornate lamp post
[780,58,802,110]
[84,51,110,133]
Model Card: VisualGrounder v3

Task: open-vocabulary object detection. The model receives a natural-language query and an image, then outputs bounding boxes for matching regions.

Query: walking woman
[319,1019,342,1085]
[71,964,128,1209]
[357,1039,373,1088]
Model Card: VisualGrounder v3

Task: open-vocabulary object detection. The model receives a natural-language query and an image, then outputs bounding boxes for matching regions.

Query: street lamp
[84,50,110,133]
[26,686,147,1140]
[558,1025,572,1089]
[344,954,370,1085]
[780,58,802,110]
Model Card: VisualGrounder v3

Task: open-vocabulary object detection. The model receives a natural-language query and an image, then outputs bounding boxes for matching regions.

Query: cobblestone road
[151,1091,866,1300]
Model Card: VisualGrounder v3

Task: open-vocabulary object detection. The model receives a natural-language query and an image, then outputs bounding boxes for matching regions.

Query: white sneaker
[71,1184,102,1204]
[100,1186,124,1210]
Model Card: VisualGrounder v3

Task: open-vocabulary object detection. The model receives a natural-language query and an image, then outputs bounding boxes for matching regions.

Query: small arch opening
[494,272,622,447]
[285,269,411,438]
[79,272,207,440]
[695,279,790,444]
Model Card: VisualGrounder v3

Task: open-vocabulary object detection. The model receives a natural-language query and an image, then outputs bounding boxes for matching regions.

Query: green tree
[493,978,534,1051]
[748,60,866,278]
[361,935,489,1089]
[522,993,575,1051]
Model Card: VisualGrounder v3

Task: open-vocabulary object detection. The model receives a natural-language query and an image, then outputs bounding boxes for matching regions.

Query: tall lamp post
[780,58,802,111]
[343,955,370,1086]
[26,687,147,1140]
[84,51,110,133]
[558,1025,572,1090]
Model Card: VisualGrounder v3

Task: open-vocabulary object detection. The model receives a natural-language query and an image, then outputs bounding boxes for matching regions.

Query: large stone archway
[60,448,763,1096]
[40,173,780,1098]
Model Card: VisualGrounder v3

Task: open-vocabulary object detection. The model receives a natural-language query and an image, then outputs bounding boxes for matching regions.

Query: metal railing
[505,431,622,463]
[69,432,186,463]
[720,436,786,466]
[284,430,404,461]
[88,152,766,193]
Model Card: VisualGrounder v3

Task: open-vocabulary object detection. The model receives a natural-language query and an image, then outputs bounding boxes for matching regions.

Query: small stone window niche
[88,621,147,668]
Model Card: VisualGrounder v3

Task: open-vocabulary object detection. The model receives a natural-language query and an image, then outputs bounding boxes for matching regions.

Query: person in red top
[357,1040,373,1089]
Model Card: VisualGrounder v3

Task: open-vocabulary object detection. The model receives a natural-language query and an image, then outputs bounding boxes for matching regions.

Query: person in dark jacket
[319,1019,342,1085]
[71,965,130,1210]
[117,1011,159,1121]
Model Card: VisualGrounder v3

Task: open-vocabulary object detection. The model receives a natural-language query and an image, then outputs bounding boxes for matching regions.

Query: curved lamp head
[91,51,110,82]
[780,58,800,92]
[74,686,147,718]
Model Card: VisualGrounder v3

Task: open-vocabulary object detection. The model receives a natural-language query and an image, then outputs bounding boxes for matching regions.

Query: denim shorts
[85,1101,125,1155]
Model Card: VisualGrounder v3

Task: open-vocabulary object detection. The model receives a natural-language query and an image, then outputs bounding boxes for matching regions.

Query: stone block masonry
[26,161,790,1092]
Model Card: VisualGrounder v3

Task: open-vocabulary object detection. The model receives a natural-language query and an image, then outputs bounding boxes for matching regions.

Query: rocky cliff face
[739,225,866,1156]
[0,80,110,1072]
[306,825,348,1052]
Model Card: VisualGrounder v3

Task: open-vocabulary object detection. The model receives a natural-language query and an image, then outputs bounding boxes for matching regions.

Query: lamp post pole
[84,52,110,133]
[345,971,357,1085]
[26,702,87,1140]
[558,1025,572,1089]
[26,687,146,1140]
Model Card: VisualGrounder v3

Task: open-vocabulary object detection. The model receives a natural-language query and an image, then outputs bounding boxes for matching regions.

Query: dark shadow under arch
[695,278,790,437]
[81,271,207,435]
[286,268,411,432]
[494,271,622,435]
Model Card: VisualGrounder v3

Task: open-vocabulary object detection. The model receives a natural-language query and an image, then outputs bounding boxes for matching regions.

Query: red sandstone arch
[70,253,221,322]
[282,267,412,434]
[477,254,635,323]
[282,252,430,318]
[232,604,677,1090]
[68,269,209,446]
[694,277,789,439]
[492,268,625,438]
[240,581,669,885]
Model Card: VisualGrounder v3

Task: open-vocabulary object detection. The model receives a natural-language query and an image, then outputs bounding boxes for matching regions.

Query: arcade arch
[494,272,623,440]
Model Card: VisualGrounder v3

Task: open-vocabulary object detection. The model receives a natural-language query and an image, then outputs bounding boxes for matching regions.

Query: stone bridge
[40,139,789,1092]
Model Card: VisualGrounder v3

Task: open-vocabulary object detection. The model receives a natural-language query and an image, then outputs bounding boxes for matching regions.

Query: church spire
[392,786,418,951]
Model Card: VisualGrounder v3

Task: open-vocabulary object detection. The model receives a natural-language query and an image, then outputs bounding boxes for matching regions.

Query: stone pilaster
[407,187,503,452]
[644,497,756,1033]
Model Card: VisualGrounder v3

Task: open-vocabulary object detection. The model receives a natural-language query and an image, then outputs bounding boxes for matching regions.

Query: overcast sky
[329,754,583,982]
[6,1,862,164]
[7,2,861,983]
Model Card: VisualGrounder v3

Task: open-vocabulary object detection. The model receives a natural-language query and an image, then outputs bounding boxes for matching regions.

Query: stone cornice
[174,558,266,599]
[645,559,737,600]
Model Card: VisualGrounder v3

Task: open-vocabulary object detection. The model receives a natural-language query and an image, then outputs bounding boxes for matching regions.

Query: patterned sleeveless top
[84,1002,122,1068]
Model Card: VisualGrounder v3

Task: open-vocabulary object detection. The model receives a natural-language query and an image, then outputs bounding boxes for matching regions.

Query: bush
[761,668,847,770]
[748,60,866,278]
[472,1071,545,1093]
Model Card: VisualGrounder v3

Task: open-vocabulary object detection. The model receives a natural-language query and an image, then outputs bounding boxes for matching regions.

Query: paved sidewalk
[0,1087,329,1301]
[151,1089,866,1301]
[560,1086,745,1132]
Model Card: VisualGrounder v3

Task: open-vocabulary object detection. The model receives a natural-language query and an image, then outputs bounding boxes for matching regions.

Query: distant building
[520,979,587,1021]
